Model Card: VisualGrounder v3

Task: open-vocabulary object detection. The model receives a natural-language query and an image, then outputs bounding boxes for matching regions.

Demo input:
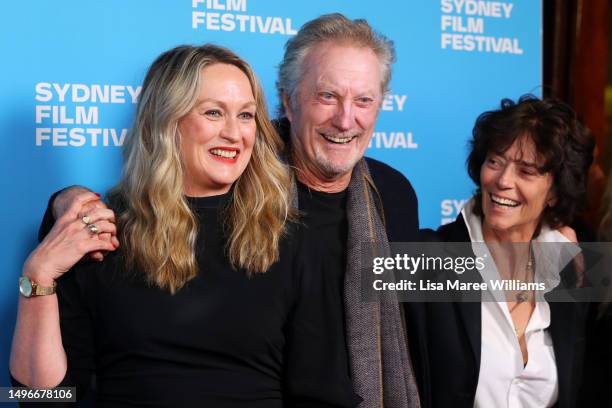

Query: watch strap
[32,281,57,296]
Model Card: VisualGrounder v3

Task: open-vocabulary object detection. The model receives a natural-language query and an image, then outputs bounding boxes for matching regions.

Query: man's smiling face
[285,42,383,188]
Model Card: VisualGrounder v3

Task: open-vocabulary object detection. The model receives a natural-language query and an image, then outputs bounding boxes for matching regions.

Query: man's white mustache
[318,129,362,139]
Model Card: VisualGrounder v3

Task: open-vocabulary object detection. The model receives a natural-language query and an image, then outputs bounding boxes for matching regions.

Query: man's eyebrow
[314,81,339,91]
[314,81,377,96]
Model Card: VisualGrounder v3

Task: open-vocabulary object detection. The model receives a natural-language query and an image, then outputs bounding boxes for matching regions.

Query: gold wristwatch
[19,276,56,297]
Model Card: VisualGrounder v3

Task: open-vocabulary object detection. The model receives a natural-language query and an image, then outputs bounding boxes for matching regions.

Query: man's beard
[313,142,361,178]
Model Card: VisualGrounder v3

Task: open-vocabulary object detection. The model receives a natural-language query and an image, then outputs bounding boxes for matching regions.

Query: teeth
[490,194,520,207]
[321,133,355,144]
[210,149,237,158]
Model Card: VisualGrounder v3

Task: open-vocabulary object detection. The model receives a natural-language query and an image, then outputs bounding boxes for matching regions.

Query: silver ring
[81,215,91,225]
[87,224,99,234]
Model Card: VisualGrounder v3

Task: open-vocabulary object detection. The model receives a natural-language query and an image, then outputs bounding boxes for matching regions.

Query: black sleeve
[579,302,612,406]
[55,265,96,402]
[283,231,362,408]
[38,190,64,243]
[366,157,420,242]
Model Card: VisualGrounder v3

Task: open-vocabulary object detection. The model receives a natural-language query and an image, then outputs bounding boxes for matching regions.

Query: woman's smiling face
[178,63,257,197]
[480,136,556,240]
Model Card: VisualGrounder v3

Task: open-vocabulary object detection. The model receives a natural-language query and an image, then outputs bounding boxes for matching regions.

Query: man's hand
[52,186,103,219]
[51,186,118,261]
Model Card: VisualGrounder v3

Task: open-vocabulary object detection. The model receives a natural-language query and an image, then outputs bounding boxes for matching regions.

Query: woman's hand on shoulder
[24,199,119,285]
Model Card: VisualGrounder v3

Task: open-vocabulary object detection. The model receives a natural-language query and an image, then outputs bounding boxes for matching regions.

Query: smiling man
[282,41,381,192]
[275,14,421,408]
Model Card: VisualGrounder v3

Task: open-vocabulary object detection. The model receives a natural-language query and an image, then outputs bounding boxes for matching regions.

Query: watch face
[19,276,32,297]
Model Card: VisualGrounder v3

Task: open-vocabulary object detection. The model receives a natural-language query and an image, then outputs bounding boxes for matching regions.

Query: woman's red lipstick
[209,147,240,163]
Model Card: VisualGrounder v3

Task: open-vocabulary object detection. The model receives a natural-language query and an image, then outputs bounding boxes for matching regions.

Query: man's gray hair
[276,13,396,116]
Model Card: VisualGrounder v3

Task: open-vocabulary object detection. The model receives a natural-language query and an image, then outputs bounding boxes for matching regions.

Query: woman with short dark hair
[409,95,594,408]
[467,96,593,229]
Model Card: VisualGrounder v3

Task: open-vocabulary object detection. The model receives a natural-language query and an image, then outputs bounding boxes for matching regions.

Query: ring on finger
[81,215,91,225]
[87,224,99,234]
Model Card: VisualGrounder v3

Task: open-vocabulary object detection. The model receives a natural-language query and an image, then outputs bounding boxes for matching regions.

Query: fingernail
[94,193,101,198]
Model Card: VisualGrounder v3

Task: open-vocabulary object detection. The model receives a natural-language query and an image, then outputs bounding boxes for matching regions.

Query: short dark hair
[467,95,594,228]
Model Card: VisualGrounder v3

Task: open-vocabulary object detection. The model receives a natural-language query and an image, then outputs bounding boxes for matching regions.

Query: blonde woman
[10,45,359,407]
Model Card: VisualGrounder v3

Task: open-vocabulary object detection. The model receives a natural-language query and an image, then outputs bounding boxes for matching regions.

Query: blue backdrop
[1,0,541,387]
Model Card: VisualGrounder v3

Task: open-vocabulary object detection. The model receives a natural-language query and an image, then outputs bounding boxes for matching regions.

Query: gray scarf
[292,159,420,408]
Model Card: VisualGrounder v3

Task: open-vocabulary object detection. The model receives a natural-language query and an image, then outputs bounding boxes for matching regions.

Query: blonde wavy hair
[108,44,294,293]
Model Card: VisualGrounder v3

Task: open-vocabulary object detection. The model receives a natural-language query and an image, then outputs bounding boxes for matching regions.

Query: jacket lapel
[439,215,482,368]
[455,300,482,369]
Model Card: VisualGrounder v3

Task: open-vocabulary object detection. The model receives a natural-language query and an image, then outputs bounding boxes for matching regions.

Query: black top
[18,192,360,408]
[297,181,348,303]
[295,182,352,393]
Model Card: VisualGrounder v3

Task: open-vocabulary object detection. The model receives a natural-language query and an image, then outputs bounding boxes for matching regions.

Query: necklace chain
[510,243,534,337]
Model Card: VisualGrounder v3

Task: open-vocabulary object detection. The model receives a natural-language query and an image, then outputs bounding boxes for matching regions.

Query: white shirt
[460,199,577,408]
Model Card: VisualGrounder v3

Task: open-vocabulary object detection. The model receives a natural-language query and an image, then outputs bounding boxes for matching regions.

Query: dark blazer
[405,214,590,408]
